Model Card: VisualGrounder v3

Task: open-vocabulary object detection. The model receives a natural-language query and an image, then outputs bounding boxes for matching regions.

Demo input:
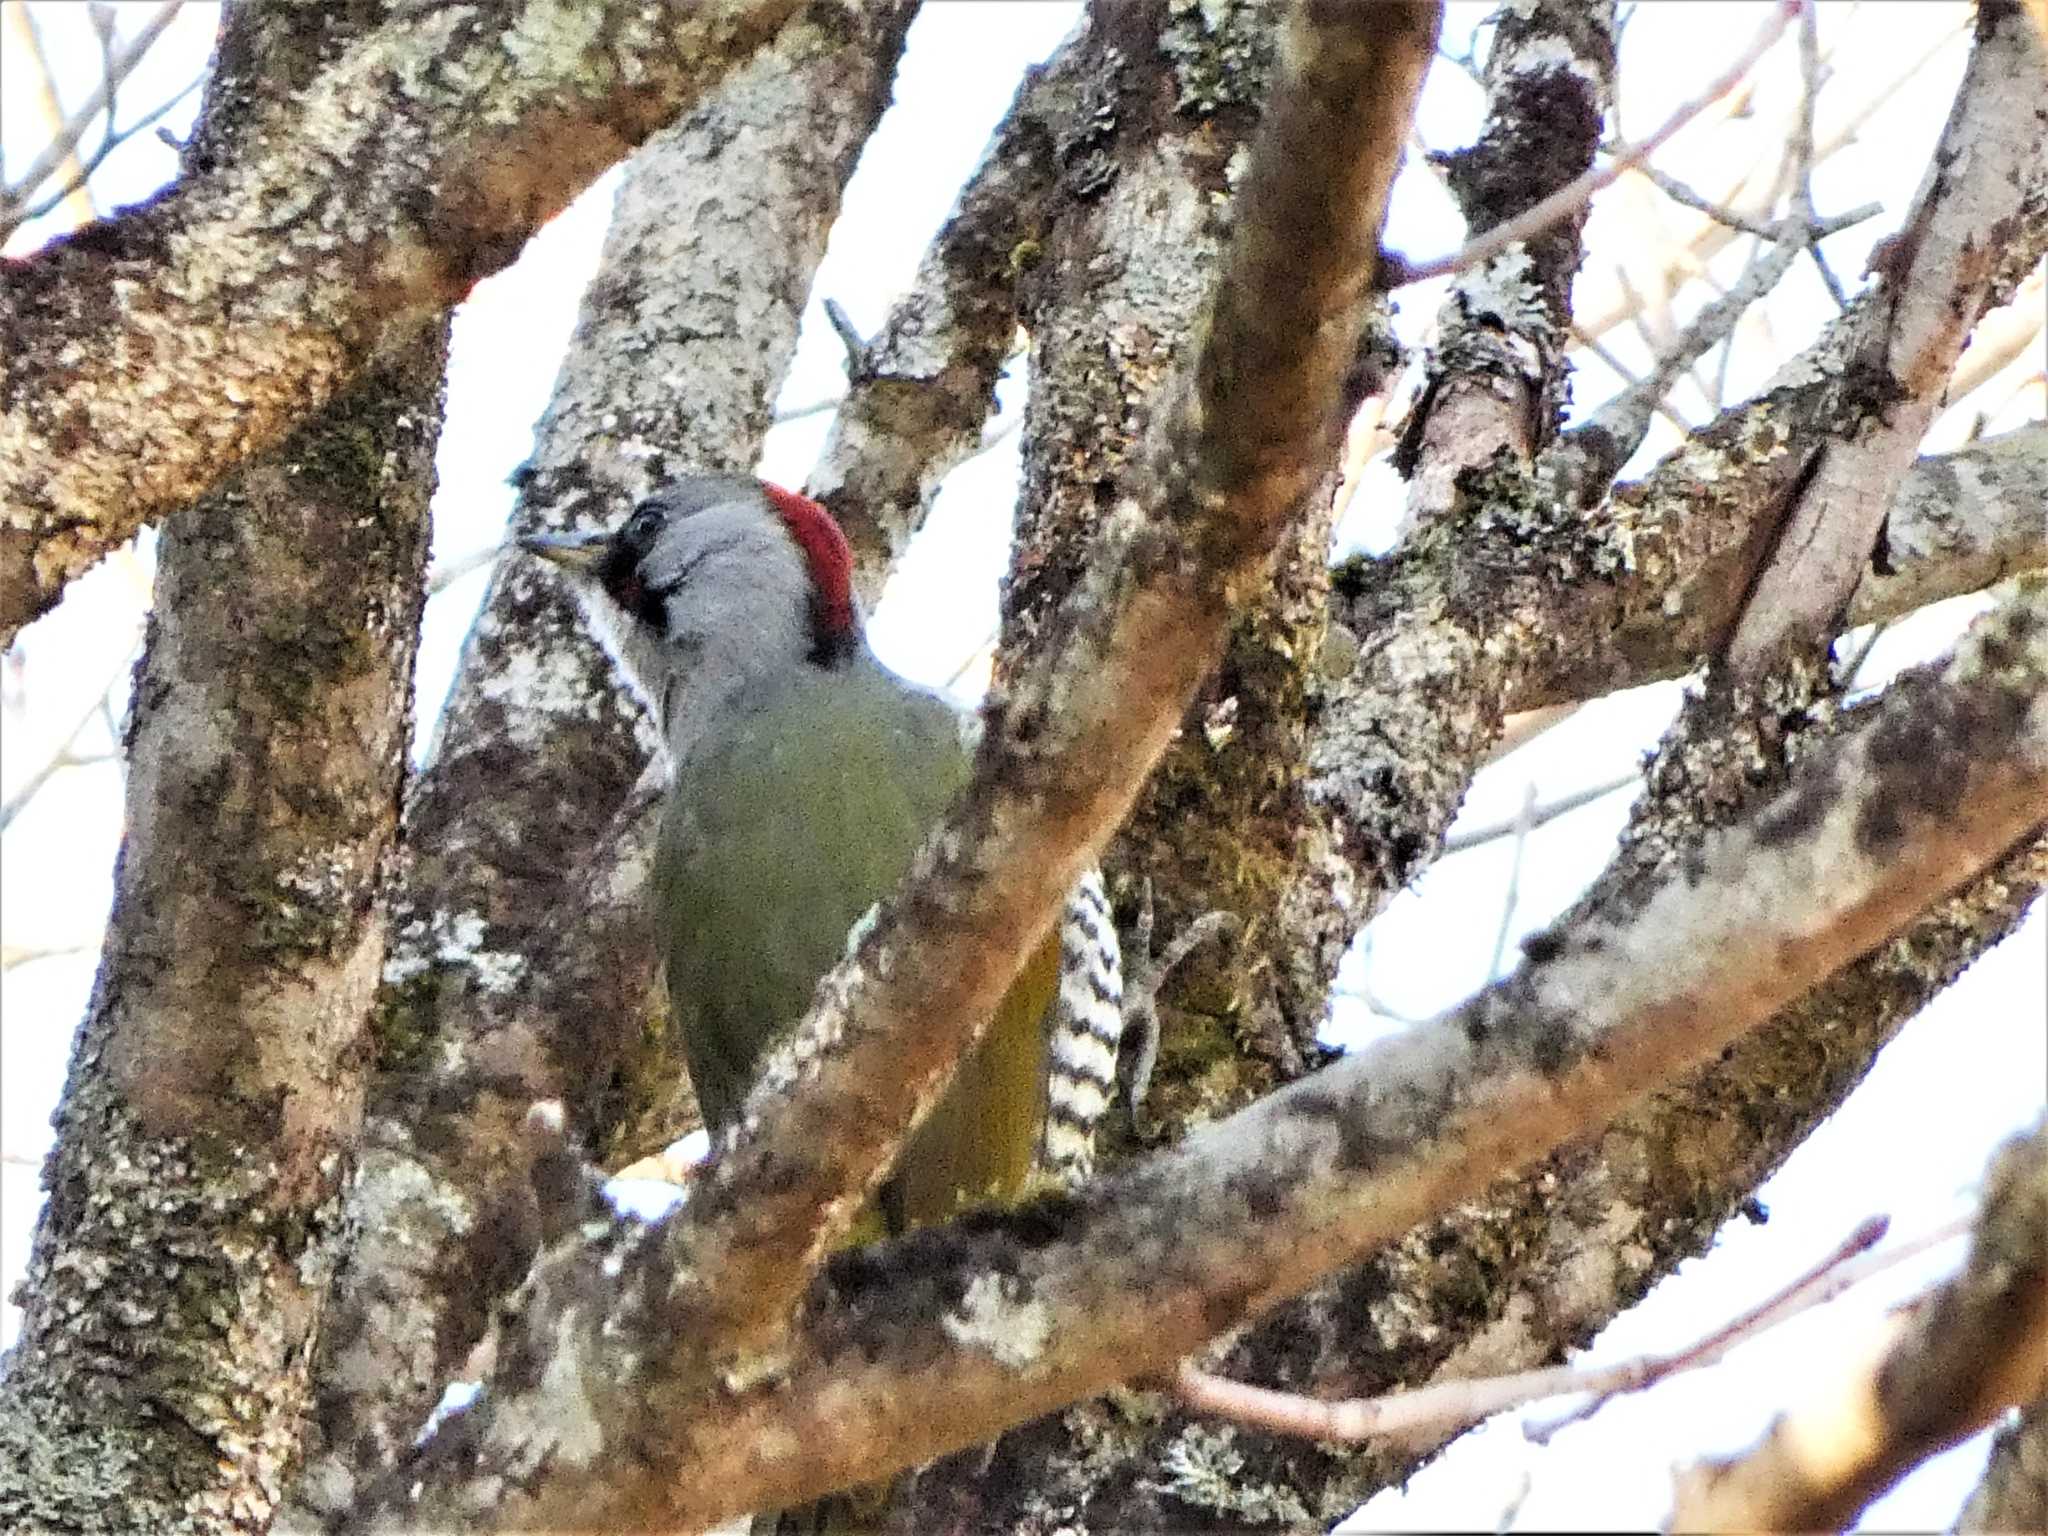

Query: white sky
[2,3,2042,1530]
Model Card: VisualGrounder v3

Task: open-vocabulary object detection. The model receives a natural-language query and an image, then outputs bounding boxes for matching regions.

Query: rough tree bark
[1,1,2041,1532]
[287,2,921,1518]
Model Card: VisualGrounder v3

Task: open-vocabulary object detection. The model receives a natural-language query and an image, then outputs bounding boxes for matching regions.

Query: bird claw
[1119,878,1238,1136]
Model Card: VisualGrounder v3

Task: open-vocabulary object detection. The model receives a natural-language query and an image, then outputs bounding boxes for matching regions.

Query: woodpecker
[522,473,1124,1231]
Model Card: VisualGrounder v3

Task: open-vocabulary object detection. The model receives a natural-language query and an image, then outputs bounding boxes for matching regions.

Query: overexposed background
[3,4,2042,1529]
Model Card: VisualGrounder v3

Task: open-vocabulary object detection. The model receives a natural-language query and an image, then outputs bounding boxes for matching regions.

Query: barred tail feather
[1041,868,1123,1186]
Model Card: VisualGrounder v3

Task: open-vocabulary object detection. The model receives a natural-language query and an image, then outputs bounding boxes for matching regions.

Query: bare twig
[5,73,205,237]
[1484,783,1537,981]
[1564,201,1881,478]
[1790,2,1851,310]
[1633,163,1779,240]
[1527,1211,1974,1443]
[1570,11,1971,346]
[0,640,137,832]
[424,542,507,597]
[1177,1212,1924,1447]
[1442,771,1641,855]
[0,0,186,236]
[2,0,96,229]
[1395,2,1795,287]
[0,940,98,972]
[821,297,867,375]
[1673,1122,2048,1531]
[1833,618,1892,692]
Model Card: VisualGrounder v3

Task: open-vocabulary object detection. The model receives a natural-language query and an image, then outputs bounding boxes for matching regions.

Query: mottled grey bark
[284,4,922,1521]
[0,0,808,647]
[1395,0,1614,529]
[981,0,1384,1179]
[979,5,2048,1528]
[343,5,1435,1527]
[0,350,438,1536]
[0,8,442,1528]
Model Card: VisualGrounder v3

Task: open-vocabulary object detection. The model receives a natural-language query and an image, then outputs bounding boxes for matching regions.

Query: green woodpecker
[523,474,1123,1232]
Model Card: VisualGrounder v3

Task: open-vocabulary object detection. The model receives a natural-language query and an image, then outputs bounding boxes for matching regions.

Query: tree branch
[1726,0,2048,674]
[1395,1,1793,287]
[336,4,1437,1526]
[1393,0,1613,531]
[284,5,920,1519]
[0,117,437,1536]
[1672,1116,2048,1532]
[805,32,1074,597]
[653,0,1434,1394]
[0,0,808,647]
[353,583,2048,1533]
[1176,1214,1895,1444]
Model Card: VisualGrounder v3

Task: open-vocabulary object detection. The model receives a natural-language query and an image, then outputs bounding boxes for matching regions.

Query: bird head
[522,474,861,738]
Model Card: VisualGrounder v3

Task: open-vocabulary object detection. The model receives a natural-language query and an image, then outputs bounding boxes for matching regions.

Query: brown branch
[0,0,809,649]
[1176,1215,1893,1444]
[660,0,1433,1392]
[1672,1117,2048,1532]
[352,583,2048,1533]
[1507,424,2048,718]
[1727,1,2048,675]
[340,4,1437,1526]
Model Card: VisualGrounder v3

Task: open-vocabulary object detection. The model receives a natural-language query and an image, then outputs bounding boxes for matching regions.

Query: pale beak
[518,530,608,574]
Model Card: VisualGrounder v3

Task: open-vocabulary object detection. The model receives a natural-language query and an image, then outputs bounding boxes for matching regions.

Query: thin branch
[1485,782,1537,981]
[4,72,206,237]
[0,0,812,648]
[1728,3,2048,673]
[1945,261,2046,408]
[1394,1,1795,287]
[1672,1120,2048,1532]
[0,638,136,831]
[1442,770,1640,855]
[0,0,186,234]
[1790,0,1851,310]
[820,296,867,375]
[1562,201,1881,482]
[1633,163,1780,240]
[1569,10,1972,345]
[423,541,506,597]
[1526,1211,1973,1443]
[1176,1215,1893,1445]
[0,940,97,972]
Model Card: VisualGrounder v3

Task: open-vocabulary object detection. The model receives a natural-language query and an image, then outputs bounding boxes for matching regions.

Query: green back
[657,659,1053,1232]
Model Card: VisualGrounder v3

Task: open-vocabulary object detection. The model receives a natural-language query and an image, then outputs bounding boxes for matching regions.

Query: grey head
[521,474,863,756]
